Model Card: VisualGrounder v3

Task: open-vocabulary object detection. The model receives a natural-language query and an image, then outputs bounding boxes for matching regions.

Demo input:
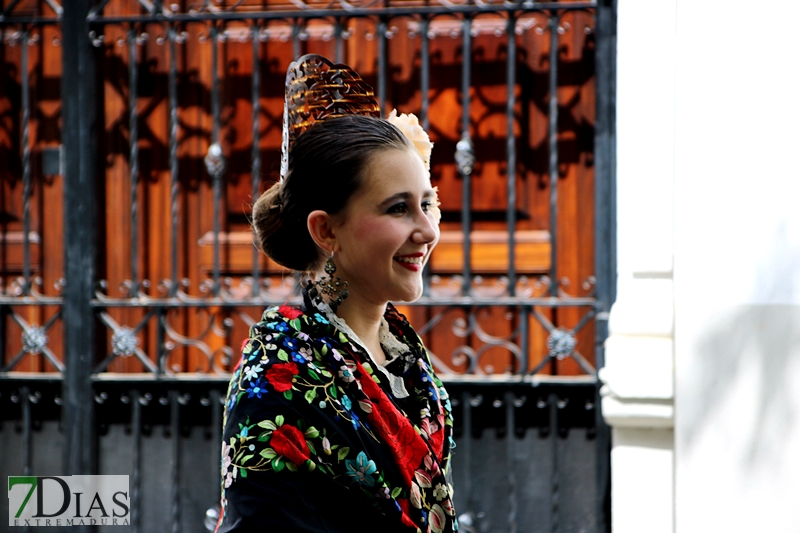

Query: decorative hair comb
[280,54,381,180]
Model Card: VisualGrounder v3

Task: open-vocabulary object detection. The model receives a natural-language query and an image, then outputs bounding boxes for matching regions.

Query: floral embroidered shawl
[216,289,457,533]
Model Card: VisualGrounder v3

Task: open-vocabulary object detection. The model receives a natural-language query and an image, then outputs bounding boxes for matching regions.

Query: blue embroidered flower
[345,451,377,487]
[350,411,361,430]
[246,379,268,399]
[341,395,352,411]
[266,321,289,333]
[314,313,329,324]
[283,337,300,351]
[240,425,249,438]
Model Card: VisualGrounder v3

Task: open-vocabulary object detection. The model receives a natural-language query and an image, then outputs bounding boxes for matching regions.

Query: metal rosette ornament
[280,54,381,180]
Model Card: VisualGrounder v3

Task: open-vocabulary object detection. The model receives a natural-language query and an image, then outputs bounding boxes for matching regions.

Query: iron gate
[0,0,616,531]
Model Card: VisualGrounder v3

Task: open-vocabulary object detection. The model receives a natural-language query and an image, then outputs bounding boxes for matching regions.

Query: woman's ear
[307,210,337,253]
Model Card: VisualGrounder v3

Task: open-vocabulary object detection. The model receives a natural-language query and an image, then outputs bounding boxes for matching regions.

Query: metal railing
[0,0,616,531]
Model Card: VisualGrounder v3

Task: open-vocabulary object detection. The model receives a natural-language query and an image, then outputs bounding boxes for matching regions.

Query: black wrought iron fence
[0,0,616,531]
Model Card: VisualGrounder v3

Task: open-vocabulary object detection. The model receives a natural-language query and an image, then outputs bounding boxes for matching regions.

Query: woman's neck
[334,293,387,366]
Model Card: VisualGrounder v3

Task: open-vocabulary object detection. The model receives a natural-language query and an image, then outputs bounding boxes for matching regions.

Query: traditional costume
[215,55,456,533]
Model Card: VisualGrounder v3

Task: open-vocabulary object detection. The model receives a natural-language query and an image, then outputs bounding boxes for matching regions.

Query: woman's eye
[421,201,432,212]
[387,202,407,214]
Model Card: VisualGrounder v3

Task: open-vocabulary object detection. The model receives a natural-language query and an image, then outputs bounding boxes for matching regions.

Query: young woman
[216,56,457,533]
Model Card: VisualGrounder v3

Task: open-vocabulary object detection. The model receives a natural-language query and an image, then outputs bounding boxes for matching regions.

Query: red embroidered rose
[265,362,298,392]
[271,425,310,466]
[278,305,303,319]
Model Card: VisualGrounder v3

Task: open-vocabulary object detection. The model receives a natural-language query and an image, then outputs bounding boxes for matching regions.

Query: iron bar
[211,388,223,504]
[505,392,517,533]
[131,389,142,533]
[459,16,473,296]
[62,0,99,494]
[547,13,560,298]
[520,305,530,373]
[170,390,181,533]
[21,386,32,476]
[129,28,140,296]
[210,23,222,297]
[85,3,597,24]
[549,392,560,533]
[460,390,474,520]
[20,29,31,296]
[168,26,179,296]
[593,1,617,528]
[334,17,344,63]
[506,14,517,297]
[420,16,431,297]
[156,306,167,375]
[251,23,261,298]
[292,19,301,59]
[88,296,597,308]
[377,18,388,117]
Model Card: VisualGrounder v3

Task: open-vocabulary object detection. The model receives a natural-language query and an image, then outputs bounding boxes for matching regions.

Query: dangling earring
[313,254,349,312]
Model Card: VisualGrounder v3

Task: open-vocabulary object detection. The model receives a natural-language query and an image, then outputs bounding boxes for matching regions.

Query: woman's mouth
[393,252,425,272]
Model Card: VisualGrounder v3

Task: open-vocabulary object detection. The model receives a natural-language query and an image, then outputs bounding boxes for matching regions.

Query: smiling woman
[215,55,457,533]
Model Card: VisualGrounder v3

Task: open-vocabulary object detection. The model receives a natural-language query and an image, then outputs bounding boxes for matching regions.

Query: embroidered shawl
[216,290,457,533]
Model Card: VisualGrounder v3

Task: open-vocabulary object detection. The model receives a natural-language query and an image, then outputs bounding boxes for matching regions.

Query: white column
[601,1,676,532]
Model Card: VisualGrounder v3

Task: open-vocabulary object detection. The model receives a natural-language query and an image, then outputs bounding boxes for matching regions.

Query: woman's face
[332,148,439,306]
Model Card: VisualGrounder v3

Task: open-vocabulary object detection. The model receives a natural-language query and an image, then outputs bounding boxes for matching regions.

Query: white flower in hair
[387,109,433,171]
[386,109,441,224]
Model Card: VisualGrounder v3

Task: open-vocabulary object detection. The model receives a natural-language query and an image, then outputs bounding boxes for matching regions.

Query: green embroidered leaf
[338,332,348,343]
[304,389,317,403]
[260,448,277,460]
[236,391,245,403]
[304,426,319,439]
[307,369,321,381]
[241,454,254,463]
[257,432,271,442]
[275,415,285,427]
[289,318,302,331]
[257,420,277,430]
[321,344,328,356]
[337,447,350,461]
[285,461,298,472]
[307,460,316,472]
[239,467,247,479]
[391,487,402,499]
[329,386,338,399]
[306,440,317,456]
[272,456,285,472]
[296,419,307,431]
[319,368,332,378]
[283,390,293,400]
[277,349,290,362]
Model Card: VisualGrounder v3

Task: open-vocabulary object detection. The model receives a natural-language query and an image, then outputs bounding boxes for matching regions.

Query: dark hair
[252,115,413,271]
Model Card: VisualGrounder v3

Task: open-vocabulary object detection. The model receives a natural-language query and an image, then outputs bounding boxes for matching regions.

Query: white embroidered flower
[243,364,263,381]
[387,109,433,171]
[433,483,448,501]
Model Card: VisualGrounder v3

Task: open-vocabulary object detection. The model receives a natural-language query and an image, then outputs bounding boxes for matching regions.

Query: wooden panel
[0,232,41,273]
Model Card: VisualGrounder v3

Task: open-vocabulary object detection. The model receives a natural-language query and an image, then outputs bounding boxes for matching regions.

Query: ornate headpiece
[278,54,440,221]
[280,54,381,180]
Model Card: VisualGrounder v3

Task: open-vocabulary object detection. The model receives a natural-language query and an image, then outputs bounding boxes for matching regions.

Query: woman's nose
[411,210,439,244]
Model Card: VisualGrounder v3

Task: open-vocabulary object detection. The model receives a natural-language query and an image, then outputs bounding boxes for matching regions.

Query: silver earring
[314,254,349,312]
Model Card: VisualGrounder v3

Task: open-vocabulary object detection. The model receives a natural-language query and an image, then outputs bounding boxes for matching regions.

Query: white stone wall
[673,1,800,531]
[607,1,800,532]
[601,2,676,532]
